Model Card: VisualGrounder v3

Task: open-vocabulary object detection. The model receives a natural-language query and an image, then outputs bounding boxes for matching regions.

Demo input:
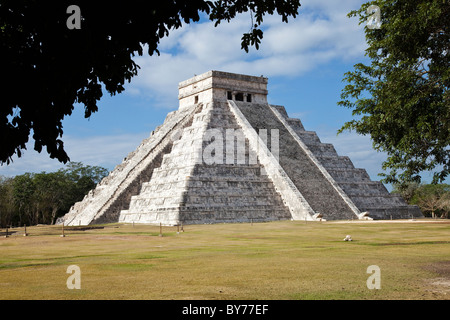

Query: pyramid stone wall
[60,70,422,226]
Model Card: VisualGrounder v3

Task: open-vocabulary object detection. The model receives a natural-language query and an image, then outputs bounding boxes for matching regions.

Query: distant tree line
[0,162,108,227]
[392,183,450,219]
[2,161,447,226]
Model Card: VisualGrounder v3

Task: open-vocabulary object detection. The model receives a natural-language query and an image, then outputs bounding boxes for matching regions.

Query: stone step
[144,170,276,199]
[183,195,285,206]
[315,155,356,169]
[122,206,292,225]
[356,205,422,220]
[142,173,275,189]
[349,195,407,207]
[286,118,305,131]
[305,143,338,157]
[133,183,282,198]
[325,168,371,182]
[337,181,389,196]
[127,193,288,213]
[270,105,289,118]
[294,130,321,145]
[191,164,263,175]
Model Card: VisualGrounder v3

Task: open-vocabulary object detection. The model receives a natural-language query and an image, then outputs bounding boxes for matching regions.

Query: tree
[438,192,450,218]
[58,162,109,212]
[0,0,301,165]
[0,176,14,227]
[0,162,109,226]
[12,173,36,225]
[62,161,109,185]
[338,0,449,186]
[391,181,420,202]
[393,182,450,218]
[412,184,450,218]
[33,171,70,225]
[417,189,441,219]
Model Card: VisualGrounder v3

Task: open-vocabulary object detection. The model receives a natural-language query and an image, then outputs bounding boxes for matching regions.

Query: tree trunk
[51,207,59,225]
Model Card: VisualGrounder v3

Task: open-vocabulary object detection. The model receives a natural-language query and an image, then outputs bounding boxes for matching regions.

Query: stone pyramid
[61,71,422,226]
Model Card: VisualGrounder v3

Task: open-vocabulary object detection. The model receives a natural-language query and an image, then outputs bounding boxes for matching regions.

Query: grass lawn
[0,219,449,300]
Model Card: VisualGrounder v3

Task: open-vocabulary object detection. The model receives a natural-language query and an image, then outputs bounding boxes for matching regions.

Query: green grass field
[1,219,449,300]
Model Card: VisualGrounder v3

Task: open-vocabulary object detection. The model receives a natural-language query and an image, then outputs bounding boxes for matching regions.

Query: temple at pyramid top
[178,70,268,108]
[60,70,422,226]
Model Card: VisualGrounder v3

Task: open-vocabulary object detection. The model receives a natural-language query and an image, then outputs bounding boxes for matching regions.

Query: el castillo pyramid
[61,70,422,226]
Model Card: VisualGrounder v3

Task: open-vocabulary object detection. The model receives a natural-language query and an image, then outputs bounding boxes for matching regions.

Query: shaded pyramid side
[233,101,360,221]
[266,104,423,220]
[119,101,293,225]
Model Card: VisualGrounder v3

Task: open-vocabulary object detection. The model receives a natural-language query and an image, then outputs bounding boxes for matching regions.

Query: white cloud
[0,132,149,177]
[2,0,370,178]
[126,0,367,107]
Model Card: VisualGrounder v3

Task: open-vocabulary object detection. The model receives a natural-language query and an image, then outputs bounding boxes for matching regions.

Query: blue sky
[0,0,439,190]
